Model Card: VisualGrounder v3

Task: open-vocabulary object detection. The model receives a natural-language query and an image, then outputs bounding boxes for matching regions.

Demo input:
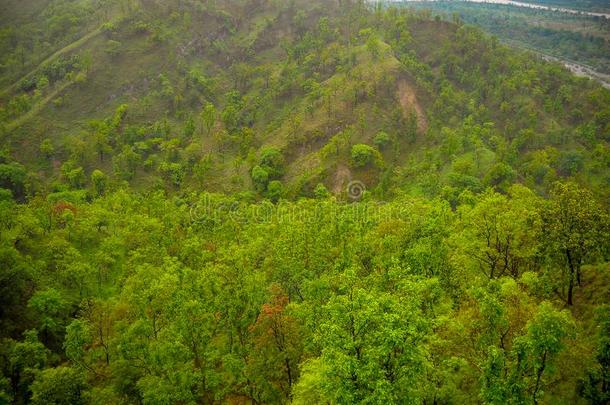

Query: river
[538,53,610,89]
[388,0,610,19]
[386,0,610,87]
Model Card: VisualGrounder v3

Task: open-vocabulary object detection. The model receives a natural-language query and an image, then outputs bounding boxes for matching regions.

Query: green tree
[40,139,55,159]
[480,302,575,405]
[266,180,284,203]
[112,146,140,180]
[0,162,26,200]
[543,182,609,305]
[294,269,429,403]
[252,165,269,193]
[159,162,185,187]
[61,164,85,189]
[183,115,195,139]
[30,366,87,405]
[259,147,285,178]
[351,144,381,168]
[483,162,516,191]
[27,289,68,345]
[579,305,610,404]
[221,105,239,134]
[514,302,575,404]
[314,183,330,199]
[373,131,391,149]
[64,319,93,370]
[90,169,107,197]
[201,102,216,137]
[455,186,542,279]
[8,331,49,403]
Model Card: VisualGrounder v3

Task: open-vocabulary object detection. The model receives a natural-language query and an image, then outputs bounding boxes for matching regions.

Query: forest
[0,0,609,404]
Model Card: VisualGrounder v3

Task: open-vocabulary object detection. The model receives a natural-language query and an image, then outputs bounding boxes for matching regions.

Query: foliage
[0,1,608,404]
[351,144,381,168]
[30,366,87,405]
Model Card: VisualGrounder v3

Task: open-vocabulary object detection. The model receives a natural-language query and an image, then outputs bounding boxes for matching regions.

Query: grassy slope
[3,1,415,193]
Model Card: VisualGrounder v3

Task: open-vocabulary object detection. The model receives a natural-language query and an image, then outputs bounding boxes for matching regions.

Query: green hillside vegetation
[0,0,608,201]
[0,0,609,404]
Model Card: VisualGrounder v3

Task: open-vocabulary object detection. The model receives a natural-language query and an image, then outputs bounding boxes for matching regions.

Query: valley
[0,1,608,404]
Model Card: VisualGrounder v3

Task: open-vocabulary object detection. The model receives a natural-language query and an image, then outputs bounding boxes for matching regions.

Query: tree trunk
[533,350,547,405]
[285,357,292,394]
[566,249,575,306]
[567,269,574,306]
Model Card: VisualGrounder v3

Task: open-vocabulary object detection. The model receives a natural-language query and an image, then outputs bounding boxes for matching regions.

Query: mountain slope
[0,0,608,204]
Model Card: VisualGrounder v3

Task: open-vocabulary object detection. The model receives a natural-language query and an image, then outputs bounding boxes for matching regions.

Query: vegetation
[0,0,609,404]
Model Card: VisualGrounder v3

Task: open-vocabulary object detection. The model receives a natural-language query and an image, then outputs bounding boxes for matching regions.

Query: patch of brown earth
[397,79,428,133]
[333,164,352,195]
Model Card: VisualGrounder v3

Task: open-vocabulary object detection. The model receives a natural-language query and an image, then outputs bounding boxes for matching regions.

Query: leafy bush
[91,170,107,196]
[373,131,391,149]
[0,162,26,200]
[251,165,269,192]
[266,180,284,203]
[30,366,87,405]
[484,162,516,190]
[259,147,285,178]
[351,144,380,168]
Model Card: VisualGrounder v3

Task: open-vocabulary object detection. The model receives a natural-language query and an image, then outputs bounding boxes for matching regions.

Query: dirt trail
[397,80,428,133]
[4,79,76,132]
[0,26,102,99]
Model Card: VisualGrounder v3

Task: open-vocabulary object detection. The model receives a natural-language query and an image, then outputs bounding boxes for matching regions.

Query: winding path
[0,26,102,100]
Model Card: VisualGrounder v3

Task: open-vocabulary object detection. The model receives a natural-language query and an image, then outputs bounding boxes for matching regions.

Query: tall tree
[543,182,608,305]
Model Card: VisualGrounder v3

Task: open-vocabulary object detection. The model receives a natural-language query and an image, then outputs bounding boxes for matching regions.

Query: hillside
[0,0,608,203]
[0,1,609,404]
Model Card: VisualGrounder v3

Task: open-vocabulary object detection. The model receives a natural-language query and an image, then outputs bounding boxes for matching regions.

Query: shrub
[251,165,269,192]
[104,40,122,57]
[351,144,380,168]
[314,183,330,199]
[266,180,284,203]
[91,170,107,196]
[0,162,27,200]
[30,366,87,405]
[484,162,516,190]
[259,147,285,178]
[373,131,391,149]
